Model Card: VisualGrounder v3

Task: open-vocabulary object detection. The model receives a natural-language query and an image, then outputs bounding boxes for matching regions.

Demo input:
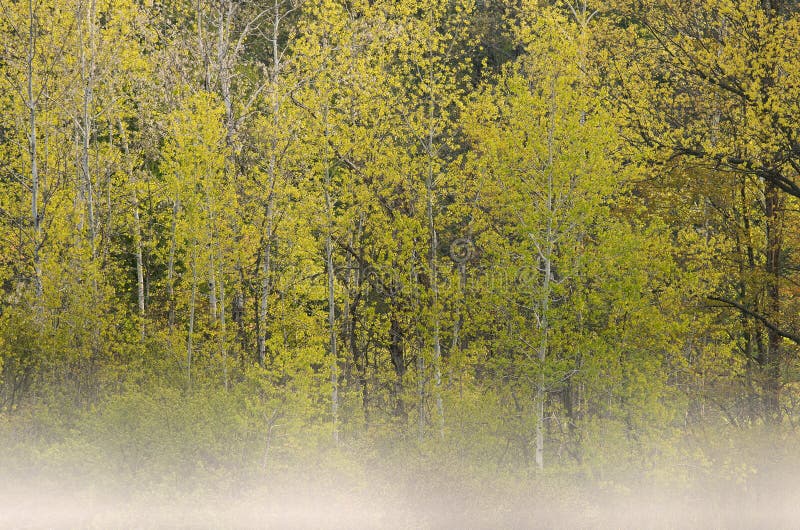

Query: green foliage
[0,0,798,493]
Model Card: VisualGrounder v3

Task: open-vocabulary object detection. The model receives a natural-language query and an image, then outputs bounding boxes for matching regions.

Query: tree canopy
[1,0,800,503]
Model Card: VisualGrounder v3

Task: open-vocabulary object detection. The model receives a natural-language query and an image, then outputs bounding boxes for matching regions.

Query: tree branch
[708,296,800,346]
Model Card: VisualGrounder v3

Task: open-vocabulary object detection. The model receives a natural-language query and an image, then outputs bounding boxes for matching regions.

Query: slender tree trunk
[323,111,338,444]
[197,0,210,91]
[451,264,465,355]
[256,3,285,367]
[208,220,218,323]
[535,78,558,471]
[234,264,248,362]
[120,121,146,337]
[27,0,42,299]
[257,214,272,366]
[351,215,368,427]
[217,0,234,136]
[168,200,179,331]
[207,195,228,388]
[425,85,444,440]
[410,251,426,440]
[390,315,406,421]
[737,180,759,420]
[78,0,97,260]
[764,181,783,422]
[219,265,228,391]
[535,275,549,471]
[134,191,146,322]
[758,0,785,424]
[417,338,425,441]
[327,227,338,444]
[187,238,198,391]
[257,153,275,367]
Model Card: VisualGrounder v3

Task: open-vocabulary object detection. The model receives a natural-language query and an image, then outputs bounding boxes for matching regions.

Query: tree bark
[168,199,179,331]
[27,0,42,299]
[535,77,558,471]
[323,111,339,444]
[763,180,783,421]
[187,238,198,391]
[119,120,146,337]
[425,71,444,440]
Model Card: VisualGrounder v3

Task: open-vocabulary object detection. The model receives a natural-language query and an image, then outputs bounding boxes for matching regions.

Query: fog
[3,462,800,529]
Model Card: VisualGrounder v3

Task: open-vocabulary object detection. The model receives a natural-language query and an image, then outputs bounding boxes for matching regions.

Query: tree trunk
[27,0,42,299]
[187,238,198,391]
[323,111,339,444]
[425,89,444,440]
[219,268,228,391]
[257,161,275,367]
[119,120,146,338]
[326,212,338,444]
[535,77,558,471]
[168,199,179,331]
[78,0,97,261]
[763,180,783,422]
[389,315,406,421]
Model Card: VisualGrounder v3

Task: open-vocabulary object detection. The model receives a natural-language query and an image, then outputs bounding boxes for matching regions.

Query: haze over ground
[3,449,800,529]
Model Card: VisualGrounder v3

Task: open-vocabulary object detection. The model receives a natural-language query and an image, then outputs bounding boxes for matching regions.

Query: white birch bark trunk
[27,0,42,299]
[535,78,558,471]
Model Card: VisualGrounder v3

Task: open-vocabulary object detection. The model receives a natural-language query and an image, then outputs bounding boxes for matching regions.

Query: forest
[1,0,800,526]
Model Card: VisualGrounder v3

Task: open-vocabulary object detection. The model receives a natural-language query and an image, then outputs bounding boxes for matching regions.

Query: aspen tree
[162,92,228,389]
[602,0,800,421]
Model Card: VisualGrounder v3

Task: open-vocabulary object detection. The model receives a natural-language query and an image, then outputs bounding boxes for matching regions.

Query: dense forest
[1,0,800,522]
